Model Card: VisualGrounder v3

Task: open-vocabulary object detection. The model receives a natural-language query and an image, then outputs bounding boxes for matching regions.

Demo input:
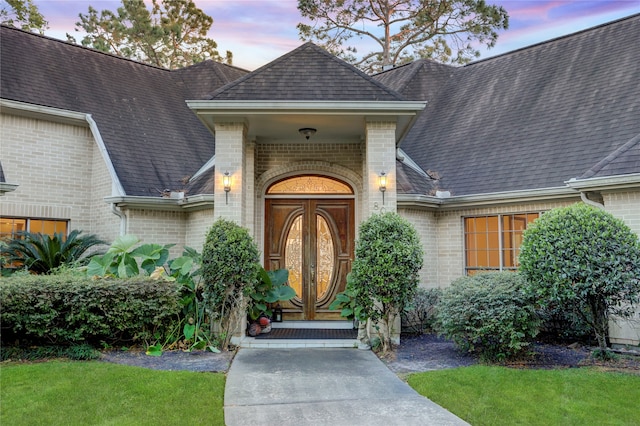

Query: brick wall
[1,113,116,243]
[125,209,186,258]
[398,208,438,288]
[185,208,214,252]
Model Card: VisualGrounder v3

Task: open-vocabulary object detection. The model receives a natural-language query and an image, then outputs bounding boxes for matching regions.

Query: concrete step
[236,336,359,349]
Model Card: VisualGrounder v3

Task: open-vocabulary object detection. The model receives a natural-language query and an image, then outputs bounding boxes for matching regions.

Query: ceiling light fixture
[298,128,317,140]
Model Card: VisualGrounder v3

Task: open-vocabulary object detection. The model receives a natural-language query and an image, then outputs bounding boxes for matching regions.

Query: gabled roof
[0,25,248,196]
[399,14,640,196]
[207,42,405,101]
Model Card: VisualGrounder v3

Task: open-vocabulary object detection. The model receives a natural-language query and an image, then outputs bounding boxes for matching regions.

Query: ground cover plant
[0,361,225,425]
[408,366,640,426]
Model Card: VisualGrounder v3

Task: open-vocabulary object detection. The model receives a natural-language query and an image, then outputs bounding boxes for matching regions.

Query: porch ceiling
[187,100,426,144]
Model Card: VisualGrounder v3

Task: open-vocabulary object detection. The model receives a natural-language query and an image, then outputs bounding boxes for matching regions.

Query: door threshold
[271,320,354,329]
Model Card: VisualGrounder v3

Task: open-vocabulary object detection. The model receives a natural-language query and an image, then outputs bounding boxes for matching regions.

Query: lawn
[408,366,640,426]
[1,361,226,425]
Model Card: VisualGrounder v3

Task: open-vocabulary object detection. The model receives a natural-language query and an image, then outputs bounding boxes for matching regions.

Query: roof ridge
[466,13,640,67]
[0,24,173,72]
[310,43,405,100]
[207,42,405,101]
[579,133,640,179]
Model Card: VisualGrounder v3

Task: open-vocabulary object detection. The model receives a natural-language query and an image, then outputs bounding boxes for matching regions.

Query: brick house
[1,14,639,346]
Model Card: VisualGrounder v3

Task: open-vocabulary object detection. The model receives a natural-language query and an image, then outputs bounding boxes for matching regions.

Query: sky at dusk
[32,0,640,70]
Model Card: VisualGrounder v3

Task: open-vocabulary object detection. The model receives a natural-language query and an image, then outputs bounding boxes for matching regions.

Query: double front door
[265,198,354,320]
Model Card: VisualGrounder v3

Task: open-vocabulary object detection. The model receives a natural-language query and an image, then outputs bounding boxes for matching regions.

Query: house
[1,14,639,346]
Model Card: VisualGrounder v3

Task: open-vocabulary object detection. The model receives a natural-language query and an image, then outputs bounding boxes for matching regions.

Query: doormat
[254,328,357,340]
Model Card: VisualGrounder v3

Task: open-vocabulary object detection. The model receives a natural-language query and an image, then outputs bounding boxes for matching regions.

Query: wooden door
[265,199,354,320]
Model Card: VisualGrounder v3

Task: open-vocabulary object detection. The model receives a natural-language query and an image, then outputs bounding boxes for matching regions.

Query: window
[464,213,540,274]
[0,217,68,241]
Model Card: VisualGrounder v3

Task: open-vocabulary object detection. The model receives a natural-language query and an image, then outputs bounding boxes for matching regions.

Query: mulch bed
[97,333,640,375]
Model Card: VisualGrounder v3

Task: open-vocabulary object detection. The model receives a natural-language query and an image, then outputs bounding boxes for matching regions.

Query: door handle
[310,264,315,283]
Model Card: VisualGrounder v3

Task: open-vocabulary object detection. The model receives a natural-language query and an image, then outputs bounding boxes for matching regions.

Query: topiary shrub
[0,273,181,347]
[436,272,540,362]
[519,203,640,356]
[401,287,441,335]
[348,212,424,354]
[201,219,260,350]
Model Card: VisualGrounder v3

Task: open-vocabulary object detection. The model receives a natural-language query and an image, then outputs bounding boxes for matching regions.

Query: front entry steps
[236,321,359,349]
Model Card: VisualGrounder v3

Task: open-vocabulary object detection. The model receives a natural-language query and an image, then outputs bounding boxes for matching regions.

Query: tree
[67,0,232,69]
[0,0,48,34]
[348,212,423,354]
[519,203,640,356]
[298,0,508,73]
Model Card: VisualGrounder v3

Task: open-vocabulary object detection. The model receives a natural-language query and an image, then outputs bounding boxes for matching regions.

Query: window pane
[0,218,26,240]
[284,215,303,298]
[268,176,352,194]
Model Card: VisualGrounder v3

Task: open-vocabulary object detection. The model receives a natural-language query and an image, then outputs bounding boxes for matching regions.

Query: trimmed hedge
[436,272,540,362]
[0,274,180,346]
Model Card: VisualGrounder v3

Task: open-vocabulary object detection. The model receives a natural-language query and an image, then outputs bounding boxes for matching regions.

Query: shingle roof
[207,42,405,101]
[0,25,248,196]
[372,59,455,102]
[400,14,640,196]
[579,134,640,180]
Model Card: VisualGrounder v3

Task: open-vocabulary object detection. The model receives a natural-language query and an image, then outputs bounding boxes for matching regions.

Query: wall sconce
[298,127,317,140]
[378,172,387,205]
[223,171,231,204]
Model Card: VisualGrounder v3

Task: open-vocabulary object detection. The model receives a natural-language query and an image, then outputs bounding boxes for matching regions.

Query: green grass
[408,366,640,426]
[1,361,225,425]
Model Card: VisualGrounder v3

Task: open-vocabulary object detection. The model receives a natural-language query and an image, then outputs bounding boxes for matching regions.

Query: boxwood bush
[0,273,180,346]
[436,272,540,362]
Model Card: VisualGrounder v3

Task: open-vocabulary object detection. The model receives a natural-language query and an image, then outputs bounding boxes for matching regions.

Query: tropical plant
[346,212,424,354]
[86,234,173,278]
[436,272,540,362]
[67,0,232,69]
[247,267,296,321]
[201,219,260,350]
[1,230,106,275]
[519,203,640,357]
[167,247,219,353]
[297,0,509,73]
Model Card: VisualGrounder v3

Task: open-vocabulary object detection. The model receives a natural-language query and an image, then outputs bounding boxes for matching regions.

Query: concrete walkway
[224,348,469,425]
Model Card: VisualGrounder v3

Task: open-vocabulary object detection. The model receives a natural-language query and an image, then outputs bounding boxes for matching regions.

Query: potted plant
[246,267,296,336]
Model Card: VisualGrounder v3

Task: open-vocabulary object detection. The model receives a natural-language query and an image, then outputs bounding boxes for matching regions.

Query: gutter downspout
[580,192,605,210]
[111,203,127,236]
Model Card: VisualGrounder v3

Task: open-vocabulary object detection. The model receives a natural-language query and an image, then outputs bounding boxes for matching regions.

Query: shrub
[0,273,181,347]
[519,203,640,354]
[402,287,441,335]
[2,230,106,275]
[436,272,540,362]
[348,212,424,354]
[201,219,260,350]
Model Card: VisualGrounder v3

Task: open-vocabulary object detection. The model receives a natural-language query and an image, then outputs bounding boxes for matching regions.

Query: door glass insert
[316,215,334,300]
[268,176,352,194]
[284,215,303,298]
